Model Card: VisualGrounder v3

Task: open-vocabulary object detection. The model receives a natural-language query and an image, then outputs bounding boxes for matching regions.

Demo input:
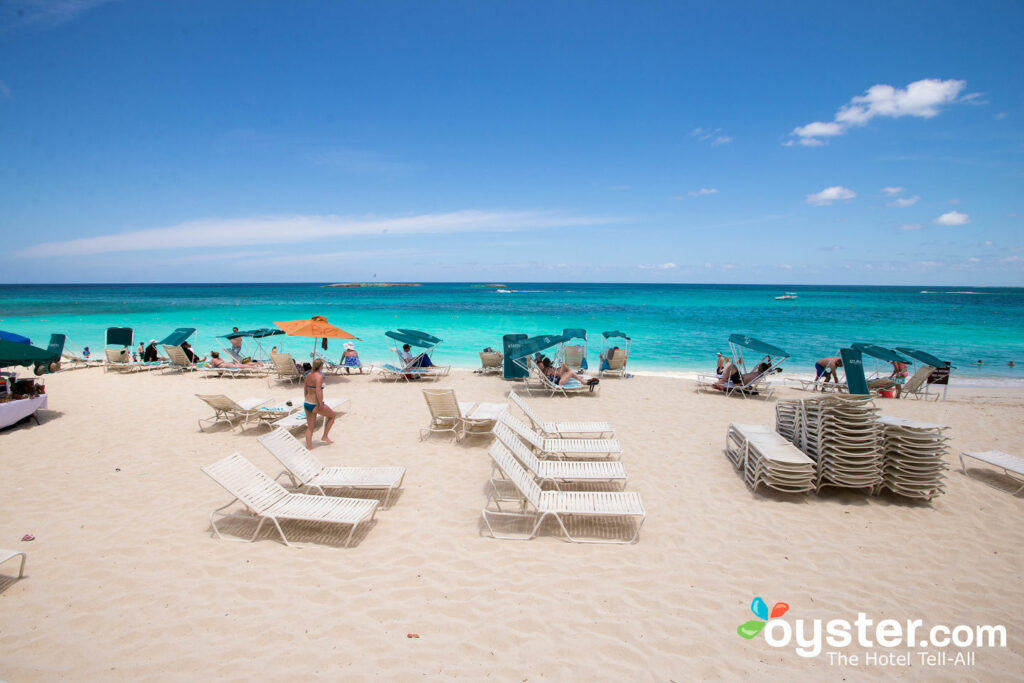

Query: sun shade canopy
[396,329,442,345]
[851,343,912,364]
[0,330,31,344]
[561,328,587,341]
[385,330,437,349]
[840,347,870,395]
[895,347,950,368]
[275,316,359,339]
[602,330,630,340]
[0,339,60,368]
[105,327,133,347]
[219,328,286,339]
[728,333,788,358]
[159,328,197,347]
[47,334,66,356]
[507,334,570,360]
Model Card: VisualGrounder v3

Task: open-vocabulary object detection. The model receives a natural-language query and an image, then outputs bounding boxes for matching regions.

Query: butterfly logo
[737,596,790,639]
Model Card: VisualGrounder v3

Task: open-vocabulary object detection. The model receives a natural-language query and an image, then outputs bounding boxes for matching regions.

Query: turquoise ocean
[1,283,1022,382]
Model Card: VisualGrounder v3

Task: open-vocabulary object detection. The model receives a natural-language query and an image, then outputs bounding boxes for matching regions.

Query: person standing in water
[303,358,337,449]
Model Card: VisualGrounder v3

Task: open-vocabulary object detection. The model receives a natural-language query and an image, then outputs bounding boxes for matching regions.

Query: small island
[471,284,508,288]
[325,283,423,288]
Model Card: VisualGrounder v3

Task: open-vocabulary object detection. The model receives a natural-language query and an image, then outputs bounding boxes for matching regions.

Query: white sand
[1,368,1022,680]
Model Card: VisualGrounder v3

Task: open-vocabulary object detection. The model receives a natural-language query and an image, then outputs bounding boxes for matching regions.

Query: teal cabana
[600,330,631,360]
[896,347,953,400]
[160,327,198,348]
[218,327,284,361]
[851,343,913,380]
[385,329,445,369]
[727,333,789,373]
[0,339,60,376]
[506,333,571,378]
[560,328,588,370]
[839,348,870,396]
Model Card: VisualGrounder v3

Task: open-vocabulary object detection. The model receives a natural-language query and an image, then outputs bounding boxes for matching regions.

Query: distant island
[325,283,422,288]
[471,284,508,288]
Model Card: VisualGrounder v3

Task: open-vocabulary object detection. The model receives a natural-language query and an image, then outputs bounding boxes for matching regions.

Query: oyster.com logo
[737,596,789,639]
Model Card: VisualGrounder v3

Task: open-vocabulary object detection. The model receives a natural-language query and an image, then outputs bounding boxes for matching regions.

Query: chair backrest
[106,348,126,363]
[902,365,935,394]
[271,353,299,377]
[606,353,627,370]
[508,390,544,429]
[479,351,502,368]
[564,345,584,368]
[487,442,543,507]
[165,345,192,367]
[225,347,246,363]
[422,389,463,421]
[201,453,290,514]
[498,412,544,449]
[47,333,67,356]
[196,394,243,412]
[493,421,543,474]
[257,428,324,485]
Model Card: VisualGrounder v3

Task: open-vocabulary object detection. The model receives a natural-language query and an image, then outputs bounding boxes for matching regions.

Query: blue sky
[1,0,1021,285]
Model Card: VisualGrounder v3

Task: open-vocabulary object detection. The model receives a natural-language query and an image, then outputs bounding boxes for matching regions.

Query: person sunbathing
[540,358,597,388]
[208,351,243,368]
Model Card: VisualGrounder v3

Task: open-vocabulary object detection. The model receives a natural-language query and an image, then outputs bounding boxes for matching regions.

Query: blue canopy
[602,330,630,340]
[105,327,133,347]
[562,328,587,341]
[728,333,788,359]
[0,330,31,344]
[397,329,442,345]
[507,334,570,360]
[219,328,286,339]
[159,328,197,347]
[386,330,436,349]
[895,347,950,368]
[851,343,912,364]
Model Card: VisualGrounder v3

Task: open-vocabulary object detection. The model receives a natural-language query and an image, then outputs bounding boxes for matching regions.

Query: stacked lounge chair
[725,423,816,493]
[876,416,949,501]
[499,413,621,460]
[492,422,628,490]
[508,390,613,438]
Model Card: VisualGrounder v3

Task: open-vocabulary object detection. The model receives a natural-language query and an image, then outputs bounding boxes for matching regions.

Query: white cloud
[806,186,856,206]
[996,112,1008,119]
[790,78,967,145]
[638,262,677,270]
[984,240,993,247]
[687,188,719,197]
[1000,255,1023,264]
[918,260,945,267]
[898,223,922,231]
[935,210,970,226]
[713,135,733,146]
[691,127,733,145]
[15,210,623,258]
[780,264,793,269]
[882,186,904,196]
[887,195,920,208]
[968,257,981,263]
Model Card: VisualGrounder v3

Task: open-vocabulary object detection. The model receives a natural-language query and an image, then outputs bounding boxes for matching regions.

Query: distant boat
[496,289,512,294]
[774,292,798,301]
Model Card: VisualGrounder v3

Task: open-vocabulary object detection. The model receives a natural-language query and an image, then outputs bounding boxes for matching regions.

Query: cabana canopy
[0,330,31,344]
[396,329,442,345]
[851,343,912,364]
[602,330,630,340]
[47,334,66,356]
[507,334,570,361]
[562,328,587,341]
[275,316,359,340]
[895,347,950,368]
[385,330,437,349]
[0,339,59,368]
[105,327,133,347]
[159,328,197,347]
[219,328,285,339]
[728,334,788,359]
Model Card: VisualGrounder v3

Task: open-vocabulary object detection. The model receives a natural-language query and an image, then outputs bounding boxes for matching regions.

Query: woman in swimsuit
[303,358,337,449]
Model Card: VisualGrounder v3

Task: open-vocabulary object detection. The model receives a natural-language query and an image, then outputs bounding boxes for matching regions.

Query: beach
[2,367,1022,680]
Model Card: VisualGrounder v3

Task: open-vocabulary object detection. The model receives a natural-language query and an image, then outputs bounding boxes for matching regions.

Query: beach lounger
[959,450,1024,495]
[269,353,303,385]
[899,365,937,400]
[563,345,585,372]
[104,349,167,373]
[492,422,627,490]
[599,353,627,378]
[375,363,434,382]
[481,441,644,543]
[420,389,506,441]
[0,549,26,579]
[526,356,594,397]
[508,390,613,438]
[725,423,816,493]
[477,351,503,375]
[195,394,289,432]
[257,428,405,508]
[201,453,378,547]
[271,397,351,430]
[164,345,199,372]
[499,413,621,459]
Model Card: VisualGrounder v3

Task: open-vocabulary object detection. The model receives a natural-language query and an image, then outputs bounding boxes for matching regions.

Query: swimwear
[814,362,827,378]
[342,356,361,367]
[304,401,319,414]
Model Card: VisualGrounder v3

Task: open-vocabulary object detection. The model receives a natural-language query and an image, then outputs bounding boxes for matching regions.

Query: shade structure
[0,339,60,369]
[728,333,787,359]
[219,328,285,340]
[602,330,630,341]
[46,334,66,357]
[840,348,870,395]
[396,329,441,345]
[506,334,570,361]
[895,347,949,368]
[105,327,133,347]
[159,328,197,347]
[851,343,913,364]
[385,330,436,349]
[0,330,31,344]
[275,316,359,340]
[877,416,948,501]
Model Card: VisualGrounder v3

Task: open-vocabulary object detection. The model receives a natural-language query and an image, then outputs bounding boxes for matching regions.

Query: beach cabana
[839,348,870,395]
[275,316,359,362]
[504,333,571,393]
[895,347,953,400]
[718,333,789,398]
[219,328,285,362]
[104,327,134,371]
[384,329,448,373]
[559,328,588,371]
[0,339,60,375]
[851,343,914,382]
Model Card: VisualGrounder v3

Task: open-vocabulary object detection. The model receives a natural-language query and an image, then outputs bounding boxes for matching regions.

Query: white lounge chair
[202,453,378,547]
[195,394,288,432]
[477,351,503,375]
[271,397,351,431]
[599,352,627,378]
[104,349,167,373]
[499,413,621,459]
[376,363,436,382]
[960,450,1024,495]
[164,345,198,372]
[481,442,644,543]
[900,365,937,401]
[492,423,627,490]
[563,345,586,372]
[257,428,406,508]
[420,389,506,441]
[0,549,26,579]
[508,390,613,438]
[526,356,594,397]
[270,353,303,385]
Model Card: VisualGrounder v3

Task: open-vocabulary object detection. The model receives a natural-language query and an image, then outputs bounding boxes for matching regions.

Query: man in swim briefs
[814,355,843,390]
[303,358,337,449]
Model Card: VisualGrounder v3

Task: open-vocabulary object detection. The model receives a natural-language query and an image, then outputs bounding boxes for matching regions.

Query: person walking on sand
[303,358,337,449]
[814,355,843,390]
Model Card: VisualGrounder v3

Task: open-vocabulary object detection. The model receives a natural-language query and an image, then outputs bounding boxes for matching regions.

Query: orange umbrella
[274,316,359,340]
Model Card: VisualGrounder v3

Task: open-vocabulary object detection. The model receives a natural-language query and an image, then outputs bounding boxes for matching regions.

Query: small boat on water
[774,292,798,301]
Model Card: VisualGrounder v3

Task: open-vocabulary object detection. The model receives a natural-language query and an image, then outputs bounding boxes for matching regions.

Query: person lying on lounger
[207,351,244,368]
[400,343,434,368]
[539,358,598,388]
